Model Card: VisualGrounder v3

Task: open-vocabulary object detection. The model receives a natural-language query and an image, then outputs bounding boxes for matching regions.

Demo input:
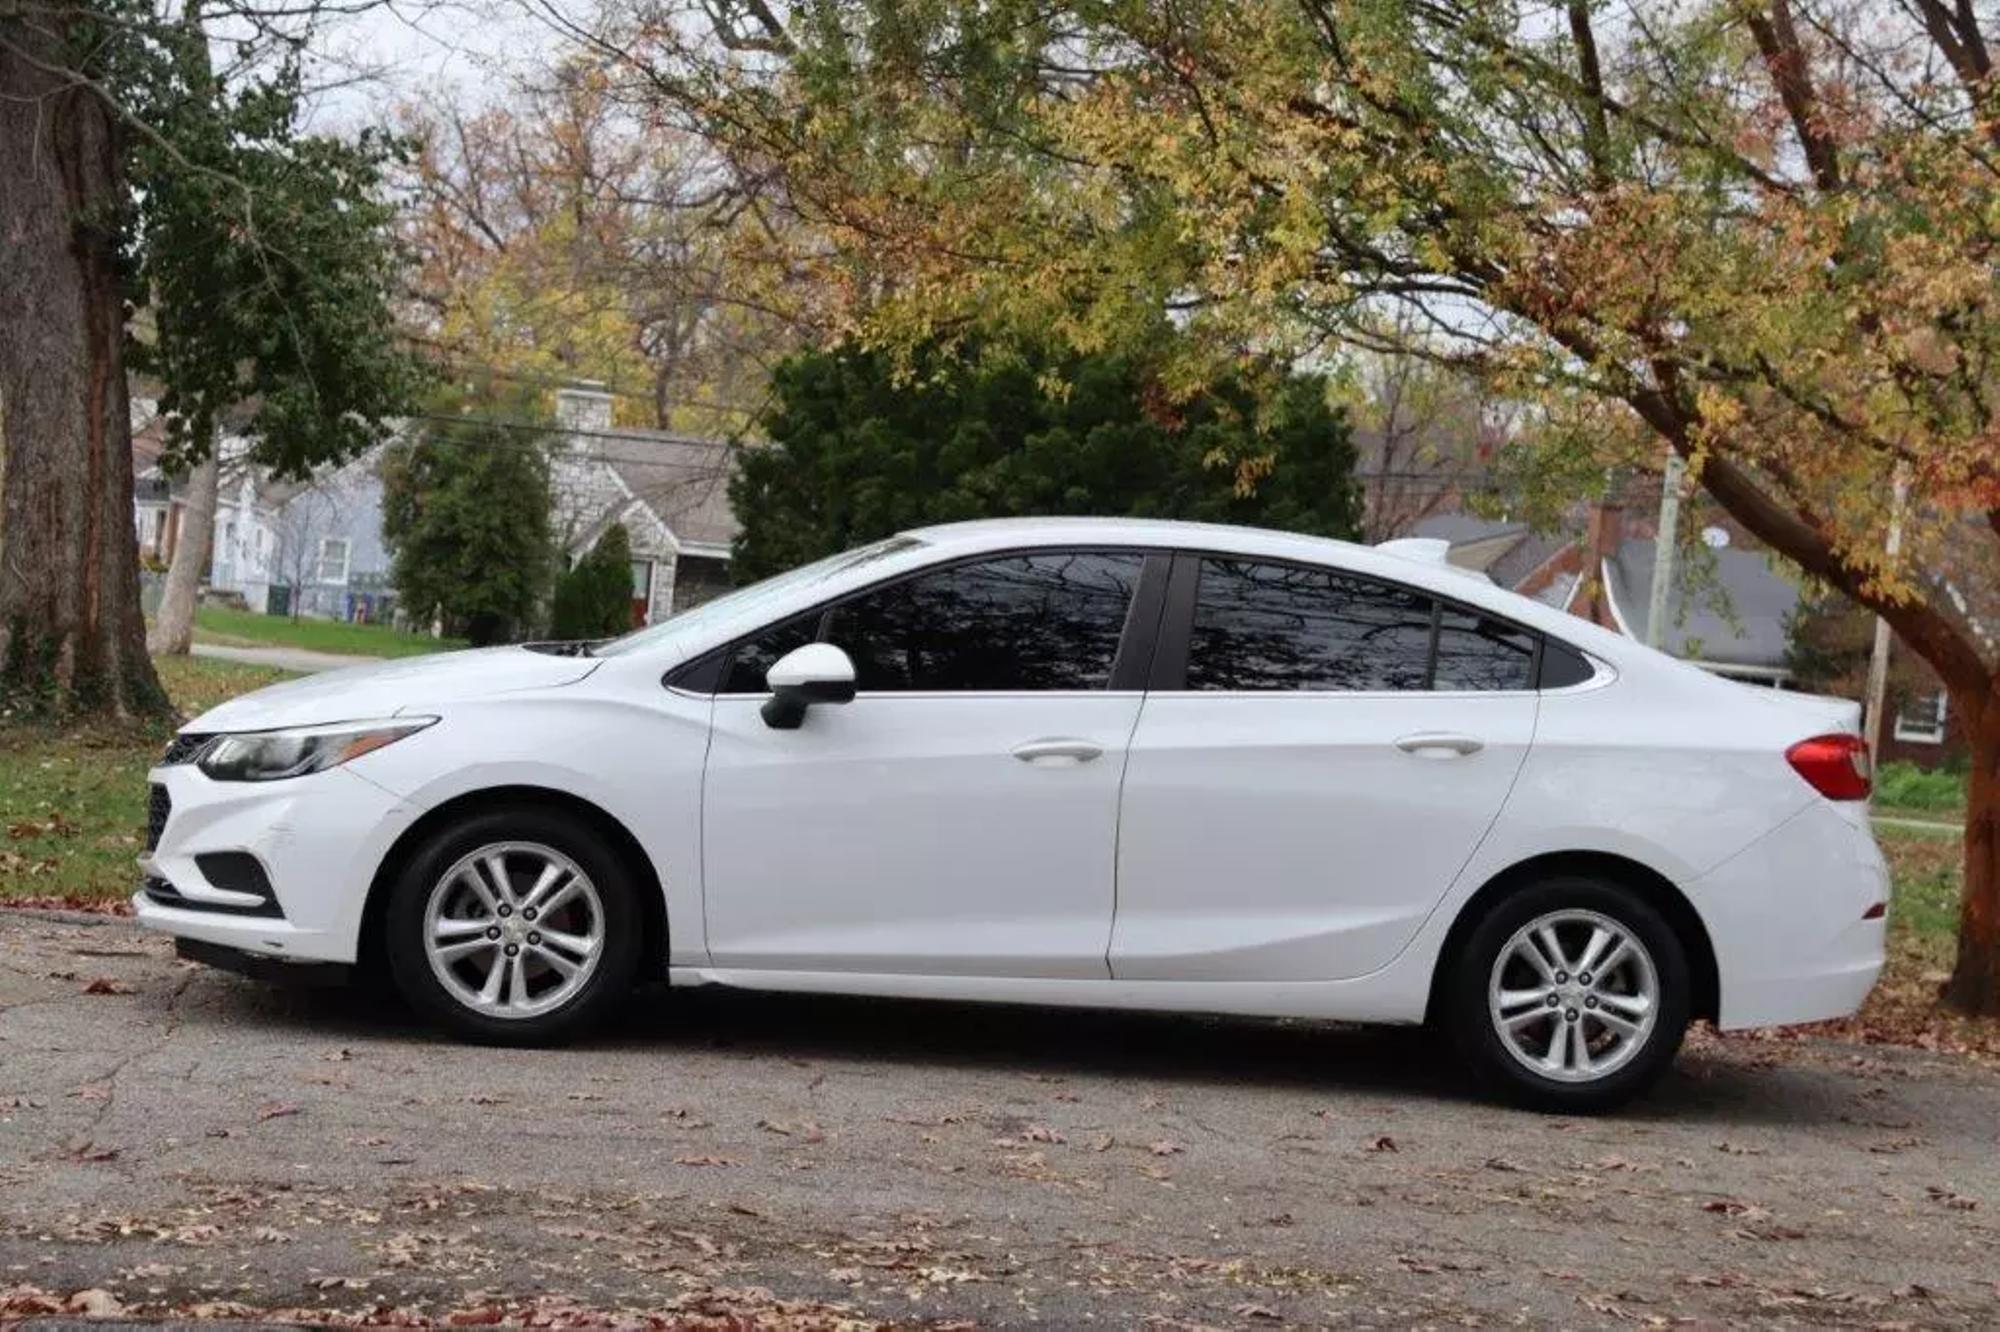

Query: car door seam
[693,691,718,969]
[1104,691,1151,980]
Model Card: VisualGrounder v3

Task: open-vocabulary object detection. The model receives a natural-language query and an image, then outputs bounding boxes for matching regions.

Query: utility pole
[1644,451,1685,649]
[1862,468,1910,770]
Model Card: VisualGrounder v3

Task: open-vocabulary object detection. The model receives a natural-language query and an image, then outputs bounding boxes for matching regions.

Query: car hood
[183,647,602,733]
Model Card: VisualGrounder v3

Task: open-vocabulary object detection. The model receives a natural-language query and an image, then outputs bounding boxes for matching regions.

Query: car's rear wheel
[1448,877,1690,1112]
[384,807,640,1044]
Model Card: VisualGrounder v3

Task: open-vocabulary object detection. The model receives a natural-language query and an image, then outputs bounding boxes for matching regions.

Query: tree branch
[1744,0,1843,192]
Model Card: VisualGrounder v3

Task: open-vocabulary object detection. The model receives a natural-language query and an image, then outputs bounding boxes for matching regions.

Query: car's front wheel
[384,807,641,1044]
[1448,877,1690,1112]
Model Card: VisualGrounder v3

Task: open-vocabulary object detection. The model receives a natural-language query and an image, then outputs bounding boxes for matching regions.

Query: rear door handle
[1395,732,1484,758]
[1012,738,1104,767]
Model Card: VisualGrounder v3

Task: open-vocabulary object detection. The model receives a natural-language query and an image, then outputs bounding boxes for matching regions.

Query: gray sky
[301,0,567,130]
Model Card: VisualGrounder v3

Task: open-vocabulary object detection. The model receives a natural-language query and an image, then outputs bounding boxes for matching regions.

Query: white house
[132,406,282,612]
[133,386,741,629]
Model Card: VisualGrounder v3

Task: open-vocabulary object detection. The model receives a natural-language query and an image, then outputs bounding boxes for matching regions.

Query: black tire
[1446,876,1690,1113]
[383,805,642,1045]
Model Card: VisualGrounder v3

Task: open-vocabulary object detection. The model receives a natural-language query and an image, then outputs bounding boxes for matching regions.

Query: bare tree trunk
[1943,686,2000,1017]
[146,453,219,655]
[0,15,169,719]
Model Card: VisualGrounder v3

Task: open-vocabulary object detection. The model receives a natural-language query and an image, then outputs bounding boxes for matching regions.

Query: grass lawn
[191,605,462,658]
[1873,760,1967,818]
[0,655,292,906]
[1872,806,1967,825]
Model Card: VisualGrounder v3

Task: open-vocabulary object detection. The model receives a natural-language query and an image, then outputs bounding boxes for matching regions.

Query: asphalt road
[3,908,1998,1328]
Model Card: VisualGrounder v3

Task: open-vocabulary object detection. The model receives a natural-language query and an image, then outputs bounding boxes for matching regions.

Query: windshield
[591,535,927,658]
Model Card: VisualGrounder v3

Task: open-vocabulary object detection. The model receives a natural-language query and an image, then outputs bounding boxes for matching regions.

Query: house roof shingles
[591,432,740,552]
[1406,513,1564,591]
[1603,537,1799,670]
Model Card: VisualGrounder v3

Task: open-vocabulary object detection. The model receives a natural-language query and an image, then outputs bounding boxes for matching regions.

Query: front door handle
[1395,732,1485,758]
[1012,738,1104,767]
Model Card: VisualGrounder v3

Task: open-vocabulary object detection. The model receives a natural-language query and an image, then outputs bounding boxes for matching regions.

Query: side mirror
[761,642,858,729]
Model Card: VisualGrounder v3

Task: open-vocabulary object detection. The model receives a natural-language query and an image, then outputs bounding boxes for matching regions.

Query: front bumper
[1688,800,1889,1030]
[131,760,414,965]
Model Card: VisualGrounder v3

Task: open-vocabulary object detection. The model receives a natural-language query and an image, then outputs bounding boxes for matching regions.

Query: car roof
[905,515,1367,561]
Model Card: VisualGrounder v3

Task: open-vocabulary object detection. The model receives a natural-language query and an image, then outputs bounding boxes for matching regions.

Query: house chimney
[1572,475,1627,630]
[554,382,615,437]
[1584,489,1625,566]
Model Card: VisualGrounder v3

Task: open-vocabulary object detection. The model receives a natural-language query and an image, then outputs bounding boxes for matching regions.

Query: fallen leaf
[1730,1224,1807,1241]
[81,977,135,996]
[757,1118,825,1142]
[446,1306,506,1325]
[64,1289,122,1317]
[1368,1135,1398,1153]
[63,1136,119,1163]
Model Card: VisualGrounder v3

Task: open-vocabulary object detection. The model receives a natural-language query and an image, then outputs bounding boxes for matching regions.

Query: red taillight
[1786,733,1872,801]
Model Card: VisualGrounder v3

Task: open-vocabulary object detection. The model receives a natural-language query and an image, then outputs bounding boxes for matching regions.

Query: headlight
[198,718,437,782]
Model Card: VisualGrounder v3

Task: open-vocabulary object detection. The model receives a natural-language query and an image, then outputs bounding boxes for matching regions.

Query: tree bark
[1942,687,2000,1016]
[146,453,219,655]
[0,14,169,719]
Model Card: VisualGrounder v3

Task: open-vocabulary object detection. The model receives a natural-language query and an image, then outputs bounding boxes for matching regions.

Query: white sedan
[135,518,1886,1111]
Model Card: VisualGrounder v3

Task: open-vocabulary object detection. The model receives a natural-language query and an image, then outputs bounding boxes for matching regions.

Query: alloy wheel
[422,841,605,1019]
[1487,908,1659,1084]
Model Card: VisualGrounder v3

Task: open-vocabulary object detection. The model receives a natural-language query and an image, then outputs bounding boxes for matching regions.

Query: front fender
[347,692,713,967]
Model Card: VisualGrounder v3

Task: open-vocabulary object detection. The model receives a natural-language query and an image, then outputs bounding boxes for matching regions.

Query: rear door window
[1185,558,1435,691]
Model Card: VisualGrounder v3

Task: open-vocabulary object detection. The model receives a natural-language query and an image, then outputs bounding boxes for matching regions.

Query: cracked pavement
[3,908,1999,1328]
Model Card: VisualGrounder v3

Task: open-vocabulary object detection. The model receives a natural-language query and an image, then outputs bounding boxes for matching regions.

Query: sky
[301,0,567,130]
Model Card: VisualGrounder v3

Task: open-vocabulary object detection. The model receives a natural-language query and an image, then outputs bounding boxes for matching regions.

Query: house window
[1893,690,1948,745]
[317,537,352,586]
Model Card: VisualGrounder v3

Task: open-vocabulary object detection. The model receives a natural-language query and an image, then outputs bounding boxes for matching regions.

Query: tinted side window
[719,611,822,694]
[1538,638,1595,689]
[1187,559,1434,691]
[827,551,1143,692]
[1432,605,1538,691]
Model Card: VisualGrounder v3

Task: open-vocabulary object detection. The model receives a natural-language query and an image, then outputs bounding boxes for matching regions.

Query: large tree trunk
[1942,687,2000,1017]
[146,454,219,655]
[0,15,168,719]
